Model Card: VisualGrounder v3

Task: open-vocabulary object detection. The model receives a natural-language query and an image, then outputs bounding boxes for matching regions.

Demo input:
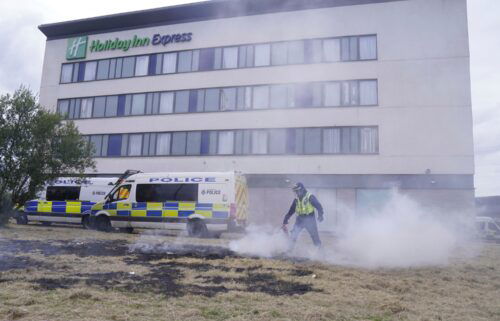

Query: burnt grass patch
[1,238,319,297]
[0,238,129,257]
[0,255,54,272]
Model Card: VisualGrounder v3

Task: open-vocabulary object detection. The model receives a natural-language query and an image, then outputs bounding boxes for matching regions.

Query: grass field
[0,222,499,321]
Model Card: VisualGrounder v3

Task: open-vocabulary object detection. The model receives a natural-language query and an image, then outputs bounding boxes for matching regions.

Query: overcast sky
[0,0,498,196]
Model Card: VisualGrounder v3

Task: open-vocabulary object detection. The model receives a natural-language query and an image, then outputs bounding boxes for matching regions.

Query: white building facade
[38,0,474,227]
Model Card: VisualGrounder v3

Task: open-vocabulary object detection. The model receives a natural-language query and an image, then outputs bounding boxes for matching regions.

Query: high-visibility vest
[296,192,315,215]
[119,188,130,199]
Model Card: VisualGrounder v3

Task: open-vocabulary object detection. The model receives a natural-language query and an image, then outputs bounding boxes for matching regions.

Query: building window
[254,44,271,67]
[156,133,171,155]
[90,135,104,157]
[220,88,237,111]
[323,128,341,154]
[237,87,252,110]
[96,60,110,80]
[252,86,269,109]
[199,48,215,71]
[175,91,189,113]
[271,42,287,66]
[324,82,341,107]
[359,35,377,60]
[135,55,149,76]
[159,92,174,114]
[238,45,254,68]
[287,40,305,64]
[204,88,220,112]
[304,128,322,154]
[92,97,106,118]
[83,61,97,81]
[186,131,202,155]
[201,131,218,155]
[305,39,322,63]
[105,96,118,117]
[128,134,143,156]
[270,85,288,108]
[121,57,135,78]
[323,38,341,62]
[178,51,193,73]
[217,131,234,155]
[107,134,122,157]
[360,127,378,153]
[359,80,378,105]
[252,130,268,154]
[131,94,146,115]
[222,47,238,69]
[162,53,177,74]
[57,100,69,118]
[269,129,287,154]
[60,64,73,83]
[171,132,187,155]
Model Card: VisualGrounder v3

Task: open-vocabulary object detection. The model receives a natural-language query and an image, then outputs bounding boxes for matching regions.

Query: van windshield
[46,186,81,201]
[136,184,198,202]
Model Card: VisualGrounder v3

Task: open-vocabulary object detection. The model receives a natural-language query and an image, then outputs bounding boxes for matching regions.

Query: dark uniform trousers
[289,213,322,248]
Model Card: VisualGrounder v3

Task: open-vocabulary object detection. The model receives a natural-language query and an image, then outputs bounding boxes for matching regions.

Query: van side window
[46,186,81,201]
[488,222,500,232]
[136,184,198,202]
[109,185,131,202]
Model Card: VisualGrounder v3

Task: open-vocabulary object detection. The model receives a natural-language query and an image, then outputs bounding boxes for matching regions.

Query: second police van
[20,177,117,227]
[90,172,249,237]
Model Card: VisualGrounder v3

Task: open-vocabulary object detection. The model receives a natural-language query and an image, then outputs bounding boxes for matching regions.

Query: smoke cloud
[229,191,476,268]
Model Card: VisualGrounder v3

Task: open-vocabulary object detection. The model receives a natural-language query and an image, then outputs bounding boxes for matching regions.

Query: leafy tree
[0,86,95,225]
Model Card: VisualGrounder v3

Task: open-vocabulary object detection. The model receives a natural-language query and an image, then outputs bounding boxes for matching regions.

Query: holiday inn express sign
[66,32,193,60]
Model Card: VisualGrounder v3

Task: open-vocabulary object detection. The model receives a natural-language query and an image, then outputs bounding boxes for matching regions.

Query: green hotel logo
[66,36,88,60]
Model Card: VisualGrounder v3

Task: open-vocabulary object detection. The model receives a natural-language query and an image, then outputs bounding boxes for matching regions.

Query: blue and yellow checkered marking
[94,202,229,219]
[24,200,95,215]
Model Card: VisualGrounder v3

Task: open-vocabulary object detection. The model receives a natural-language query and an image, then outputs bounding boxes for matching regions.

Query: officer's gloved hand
[318,215,324,222]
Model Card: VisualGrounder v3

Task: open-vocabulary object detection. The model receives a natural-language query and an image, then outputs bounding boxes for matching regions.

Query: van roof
[476,216,495,222]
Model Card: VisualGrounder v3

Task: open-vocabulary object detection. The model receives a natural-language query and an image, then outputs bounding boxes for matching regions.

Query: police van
[90,172,248,237]
[475,216,500,241]
[20,177,117,227]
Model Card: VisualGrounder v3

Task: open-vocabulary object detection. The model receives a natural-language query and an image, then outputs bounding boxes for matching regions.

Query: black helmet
[292,182,306,192]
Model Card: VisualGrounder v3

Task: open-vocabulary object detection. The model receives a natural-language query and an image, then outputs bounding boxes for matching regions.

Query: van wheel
[187,220,208,238]
[96,216,112,232]
[16,214,28,225]
[119,227,134,234]
[82,216,92,229]
[41,221,52,226]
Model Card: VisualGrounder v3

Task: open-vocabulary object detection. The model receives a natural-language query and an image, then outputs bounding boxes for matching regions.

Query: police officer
[282,182,324,250]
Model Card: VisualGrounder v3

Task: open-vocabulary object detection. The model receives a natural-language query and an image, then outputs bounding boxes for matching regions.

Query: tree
[0,86,95,225]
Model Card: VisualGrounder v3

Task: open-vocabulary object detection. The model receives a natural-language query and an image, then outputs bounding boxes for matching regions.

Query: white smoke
[230,191,476,268]
[228,224,289,257]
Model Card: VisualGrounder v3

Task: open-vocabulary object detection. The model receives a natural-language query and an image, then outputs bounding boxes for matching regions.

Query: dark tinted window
[46,186,81,201]
[136,184,198,202]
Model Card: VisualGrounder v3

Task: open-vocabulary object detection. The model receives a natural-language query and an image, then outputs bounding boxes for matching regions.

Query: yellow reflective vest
[295,192,315,215]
